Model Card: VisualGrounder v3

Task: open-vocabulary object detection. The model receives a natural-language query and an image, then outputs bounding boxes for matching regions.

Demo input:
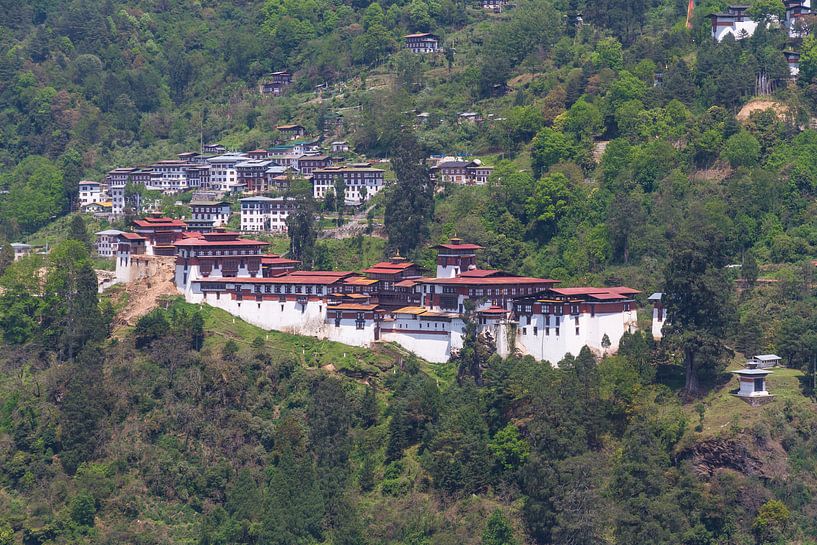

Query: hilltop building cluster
[109,215,642,364]
[708,2,813,77]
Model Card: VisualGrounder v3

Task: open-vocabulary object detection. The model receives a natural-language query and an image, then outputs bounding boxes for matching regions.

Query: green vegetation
[6,0,817,543]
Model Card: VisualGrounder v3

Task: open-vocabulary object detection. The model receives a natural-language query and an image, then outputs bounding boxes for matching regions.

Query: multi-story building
[203,143,227,154]
[277,124,307,140]
[709,2,814,41]
[207,153,247,192]
[296,155,333,175]
[331,141,349,153]
[112,225,642,364]
[78,181,104,207]
[236,159,275,193]
[431,160,494,185]
[240,196,295,232]
[133,215,188,256]
[259,71,292,96]
[187,200,232,232]
[106,167,154,215]
[95,229,124,257]
[404,32,440,53]
[311,165,385,203]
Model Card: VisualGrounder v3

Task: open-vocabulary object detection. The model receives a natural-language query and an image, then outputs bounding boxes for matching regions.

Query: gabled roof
[119,232,146,241]
[174,238,268,247]
[328,303,379,311]
[419,276,558,286]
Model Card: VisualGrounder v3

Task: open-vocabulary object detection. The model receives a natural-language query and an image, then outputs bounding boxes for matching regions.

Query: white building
[708,6,759,41]
[11,243,32,261]
[187,200,232,232]
[311,165,385,204]
[331,141,350,153]
[114,231,642,365]
[240,196,294,232]
[95,229,124,257]
[648,292,665,340]
[78,181,104,207]
[207,153,248,192]
[733,361,773,405]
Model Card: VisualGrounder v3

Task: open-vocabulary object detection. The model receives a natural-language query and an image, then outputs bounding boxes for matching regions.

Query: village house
[785,50,801,76]
[458,112,483,125]
[82,201,113,216]
[709,2,812,41]
[236,159,275,193]
[106,167,155,215]
[648,292,666,340]
[404,32,440,53]
[187,200,232,232]
[708,5,759,41]
[296,155,333,175]
[133,215,188,256]
[206,153,247,192]
[311,165,385,204]
[95,229,124,258]
[331,141,350,153]
[11,243,32,261]
[259,71,293,96]
[246,149,270,160]
[276,124,307,140]
[78,181,104,207]
[430,159,494,185]
[202,143,227,154]
[482,0,506,12]
[240,196,294,233]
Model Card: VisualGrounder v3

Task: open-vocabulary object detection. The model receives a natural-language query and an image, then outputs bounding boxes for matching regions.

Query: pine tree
[68,214,90,249]
[60,346,107,474]
[384,131,434,256]
[482,510,519,545]
[43,241,105,360]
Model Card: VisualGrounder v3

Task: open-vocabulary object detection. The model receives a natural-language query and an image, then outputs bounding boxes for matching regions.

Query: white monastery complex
[113,215,642,364]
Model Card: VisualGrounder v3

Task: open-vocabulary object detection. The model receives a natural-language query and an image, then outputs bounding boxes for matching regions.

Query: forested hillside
[5,0,817,544]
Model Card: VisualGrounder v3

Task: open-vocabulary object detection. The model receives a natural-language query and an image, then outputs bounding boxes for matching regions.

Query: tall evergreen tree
[384,131,434,256]
[59,345,107,474]
[43,240,106,360]
[663,222,734,393]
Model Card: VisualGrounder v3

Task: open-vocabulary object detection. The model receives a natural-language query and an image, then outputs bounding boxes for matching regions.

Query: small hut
[733,361,773,406]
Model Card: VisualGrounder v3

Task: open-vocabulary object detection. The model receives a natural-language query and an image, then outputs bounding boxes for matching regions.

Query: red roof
[294,270,354,278]
[605,286,641,295]
[328,303,379,311]
[587,293,627,301]
[458,269,509,278]
[174,238,268,247]
[197,275,344,285]
[119,232,146,241]
[394,279,419,288]
[261,256,300,266]
[181,231,205,239]
[550,287,637,297]
[366,261,415,270]
[479,305,510,315]
[133,217,187,228]
[433,243,483,251]
[363,267,406,275]
[419,276,558,286]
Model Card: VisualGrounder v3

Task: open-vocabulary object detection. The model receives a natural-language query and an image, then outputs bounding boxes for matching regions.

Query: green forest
[4,0,817,543]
